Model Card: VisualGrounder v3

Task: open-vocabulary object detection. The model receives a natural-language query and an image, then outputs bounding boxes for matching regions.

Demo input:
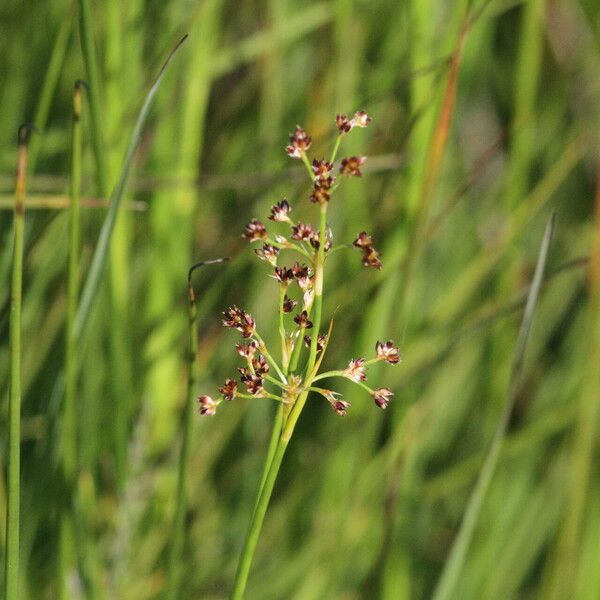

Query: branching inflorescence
[197,111,401,419]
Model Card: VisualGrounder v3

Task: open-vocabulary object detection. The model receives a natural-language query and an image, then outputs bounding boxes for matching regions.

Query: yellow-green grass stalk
[58,81,84,599]
[432,212,555,600]
[77,0,109,197]
[5,124,31,600]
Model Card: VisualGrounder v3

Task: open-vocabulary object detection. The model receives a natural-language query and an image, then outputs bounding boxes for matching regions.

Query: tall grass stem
[5,125,31,600]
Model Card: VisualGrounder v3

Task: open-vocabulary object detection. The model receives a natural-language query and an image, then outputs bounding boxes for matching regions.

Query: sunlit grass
[1,0,599,598]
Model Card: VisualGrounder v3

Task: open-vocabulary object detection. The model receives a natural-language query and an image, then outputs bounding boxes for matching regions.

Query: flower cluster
[197,111,400,419]
[353,231,382,270]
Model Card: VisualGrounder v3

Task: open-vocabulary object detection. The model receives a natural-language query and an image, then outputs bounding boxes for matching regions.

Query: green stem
[167,258,226,600]
[278,286,289,370]
[59,82,84,600]
[311,371,374,397]
[230,197,329,600]
[300,150,315,180]
[288,326,307,374]
[77,0,109,197]
[254,333,287,383]
[5,127,29,600]
[307,204,327,372]
[237,393,284,402]
[267,237,312,260]
[230,385,309,600]
[264,374,287,389]
[330,134,343,163]
[311,369,345,382]
[253,405,284,513]
[64,81,83,487]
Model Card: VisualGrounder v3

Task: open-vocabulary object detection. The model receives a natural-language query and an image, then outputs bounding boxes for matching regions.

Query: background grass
[1,0,600,598]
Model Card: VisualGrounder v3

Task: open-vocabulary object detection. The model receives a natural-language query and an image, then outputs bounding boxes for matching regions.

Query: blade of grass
[58,81,84,599]
[77,0,109,196]
[431,211,556,600]
[28,13,73,174]
[5,125,32,600]
[73,35,188,340]
[545,158,600,599]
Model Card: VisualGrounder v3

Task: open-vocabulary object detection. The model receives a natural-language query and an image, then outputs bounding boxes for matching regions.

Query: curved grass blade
[432,211,556,600]
[73,35,188,340]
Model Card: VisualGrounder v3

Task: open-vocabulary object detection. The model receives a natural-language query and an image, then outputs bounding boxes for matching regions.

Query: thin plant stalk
[167,258,228,600]
[5,125,31,600]
[58,82,83,599]
[73,35,188,341]
[77,0,109,197]
[230,200,329,600]
[431,212,555,600]
[64,80,83,490]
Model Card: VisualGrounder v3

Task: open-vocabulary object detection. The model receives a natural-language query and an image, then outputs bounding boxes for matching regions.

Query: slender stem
[288,324,308,374]
[328,243,352,254]
[59,82,84,600]
[300,151,315,180]
[230,159,333,599]
[237,393,284,402]
[77,0,109,197]
[267,237,312,260]
[278,286,289,370]
[311,369,345,382]
[64,82,83,486]
[264,374,287,389]
[166,282,199,600]
[330,134,343,163]
[230,386,309,600]
[5,127,29,600]
[167,258,228,600]
[307,204,327,372]
[253,405,284,513]
[254,333,287,383]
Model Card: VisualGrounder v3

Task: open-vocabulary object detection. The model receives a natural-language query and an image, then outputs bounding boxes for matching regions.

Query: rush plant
[195,113,402,599]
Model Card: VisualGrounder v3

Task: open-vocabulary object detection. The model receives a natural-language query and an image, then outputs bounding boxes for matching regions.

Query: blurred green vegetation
[1,0,600,598]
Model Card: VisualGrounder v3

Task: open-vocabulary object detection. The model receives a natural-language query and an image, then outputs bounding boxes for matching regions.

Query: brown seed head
[197,395,217,416]
[353,231,374,248]
[286,125,312,159]
[243,219,268,241]
[336,114,353,133]
[333,399,351,416]
[282,296,298,313]
[361,246,382,270]
[269,199,291,222]
[310,177,335,204]
[294,310,313,329]
[344,357,367,382]
[252,354,270,375]
[303,333,327,352]
[222,306,255,338]
[255,243,280,265]
[311,159,334,180]
[291,223,317,242]
[309,227,333,252]
[236,340,258,358]
[375,340,401,365]
[274,266,294,285]
[340,155,366,177]
[239,368,264,396]
[352,110,372,128]
[218,379,238,401]
[372,387,393,409]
